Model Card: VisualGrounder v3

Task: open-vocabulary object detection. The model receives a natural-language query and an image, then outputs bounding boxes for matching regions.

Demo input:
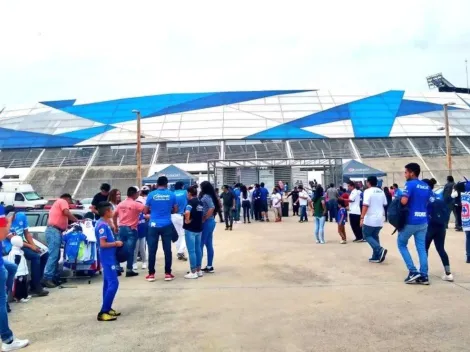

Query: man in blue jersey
[259,182,270,222]
[233,184,241,224]
[398,163,432,285]
[172,181,188,261]
[144,176,178,282]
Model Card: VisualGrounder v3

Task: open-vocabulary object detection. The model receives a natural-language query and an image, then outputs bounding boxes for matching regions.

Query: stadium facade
[1,89,470,198]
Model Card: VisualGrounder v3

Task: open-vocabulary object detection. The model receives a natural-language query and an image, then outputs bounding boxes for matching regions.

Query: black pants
[292,203,299,216]
[384,205,388,222]
[349,214,363,240]
[242,200,251,222]
[425,224,450,269]
[454,205,462,228]
[147,225,173,275]
[224,208,234,228]
[217,209,224,222]
[254,200,261,220]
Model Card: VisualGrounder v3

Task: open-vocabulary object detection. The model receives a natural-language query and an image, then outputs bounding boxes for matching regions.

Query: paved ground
[8,215,470,352]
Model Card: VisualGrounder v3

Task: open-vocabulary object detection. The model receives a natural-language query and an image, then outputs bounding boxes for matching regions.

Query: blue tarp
[142,165,196,185]
[342,160,387,178]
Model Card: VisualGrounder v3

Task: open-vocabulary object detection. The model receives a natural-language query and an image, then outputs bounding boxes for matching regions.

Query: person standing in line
[312,185,327,244]
[451,184,463,232]
[221,185,235,230]
[337,199,348,244]
[113,186,145,277]
[232,184,242,224]
[248,186,255,220]
[296,185,309,223]
[0,204,29,351]
[326,184,339,222]
[42,194,79,288]
[442,176,455,229]
[398,163,432,285]
[91,183,111,219]
[95,202,123,322]
[108,189,121,211]
[422,179,453,281]
[214,188,224,223]
[390,185,395,198]
[259,182,270,222]
[360,176,388,263]
[383,187,392,222]
[392,183,402,199]
[172,181,188,262]
[240,185,252,224]
[199,181,219,273]
[133,186,150,270]
[287,186,300,216]
[347,181,363,242]
[252,184,261,221]
[144,176,177,282]
[271,188,282,222]
[453,181,470,262]
[183,186,204,279]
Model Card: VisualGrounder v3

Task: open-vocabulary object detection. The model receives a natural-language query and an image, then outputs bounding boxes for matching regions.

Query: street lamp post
[132,109,142,187]
[443,102,456,175]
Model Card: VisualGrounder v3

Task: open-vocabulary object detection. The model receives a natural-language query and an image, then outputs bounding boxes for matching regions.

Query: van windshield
[23,192,42,201]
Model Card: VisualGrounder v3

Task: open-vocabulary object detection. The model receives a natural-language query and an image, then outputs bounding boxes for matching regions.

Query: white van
[0,184,47,210]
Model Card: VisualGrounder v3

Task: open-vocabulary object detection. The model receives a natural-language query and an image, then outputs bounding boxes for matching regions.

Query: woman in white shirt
[240,185,252,224]
[271,188,282,222]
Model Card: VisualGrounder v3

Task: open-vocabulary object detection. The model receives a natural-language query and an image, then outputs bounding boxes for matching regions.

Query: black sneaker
[41,279,57,289]
[369,258,380,263]
[379,248,388,263]
[202,266,215,273]
[7,303,11,313]
[353,239,362,243]
[467,257,470,264]
[416,276,430,285]
[229,226,233,231]
[126,271,139,277]
[404,272,420,284]
[31,288,49,297]
[177,253,188,261]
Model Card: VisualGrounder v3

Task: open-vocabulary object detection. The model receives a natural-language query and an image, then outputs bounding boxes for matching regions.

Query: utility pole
[132,110,142,187]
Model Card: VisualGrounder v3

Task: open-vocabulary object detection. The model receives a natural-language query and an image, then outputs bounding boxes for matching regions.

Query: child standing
[272,188,282,222]
[95,201,123,322]
[337,198,347,244]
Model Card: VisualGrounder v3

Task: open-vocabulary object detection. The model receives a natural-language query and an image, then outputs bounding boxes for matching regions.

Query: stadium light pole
[132,109,142,187]
[442,102,456,175]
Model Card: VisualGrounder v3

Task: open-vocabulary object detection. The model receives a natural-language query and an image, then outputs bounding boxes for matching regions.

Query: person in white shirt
[360,176,388,263]
[240,185,252,224]
[295,185,309,223]
[271,188,282,222]
[347,181,364,242]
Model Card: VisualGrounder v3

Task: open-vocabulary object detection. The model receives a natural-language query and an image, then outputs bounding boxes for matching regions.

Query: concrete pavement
[8,215,470,352]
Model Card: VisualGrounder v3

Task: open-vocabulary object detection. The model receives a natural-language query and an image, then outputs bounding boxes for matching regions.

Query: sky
[1,0,470,106]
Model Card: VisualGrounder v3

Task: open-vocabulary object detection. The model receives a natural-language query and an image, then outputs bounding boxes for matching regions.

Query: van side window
[15,193,25,202]
[42,214,49,226]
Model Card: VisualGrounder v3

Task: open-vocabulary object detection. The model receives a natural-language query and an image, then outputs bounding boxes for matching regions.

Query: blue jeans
[235,203,241,221]
[185,230,202,271]
[362,225,383,260]
[118,226,138,271]
[23,247,48,291]
[299,205,308,221]
[465,231,470,260]
[327,199,338,222]
[314,216,326,242]
[0,263,15,343]
[201,217,216,267]
[398,223,428,276]
[101,263,119,313]
[147,224,173,275]
[44,226,63,280]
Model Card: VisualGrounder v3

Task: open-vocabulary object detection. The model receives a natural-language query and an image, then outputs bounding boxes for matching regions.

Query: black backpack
[428,197,450,225]
[387,197,409,234]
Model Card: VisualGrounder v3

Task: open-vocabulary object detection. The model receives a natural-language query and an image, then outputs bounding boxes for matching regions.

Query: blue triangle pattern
[396,99,460,117]
[0,127,83,149]
[246,124,324,140]
[40,99,76,109]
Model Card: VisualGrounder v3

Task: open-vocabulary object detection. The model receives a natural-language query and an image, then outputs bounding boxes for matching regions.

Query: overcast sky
[1,0,469,106]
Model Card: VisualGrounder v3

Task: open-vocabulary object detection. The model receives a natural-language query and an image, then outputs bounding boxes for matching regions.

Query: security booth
[342,160,387,187]
[143,164,197,190]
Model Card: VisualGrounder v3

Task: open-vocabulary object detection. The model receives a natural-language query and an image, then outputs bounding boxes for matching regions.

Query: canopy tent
[142,165,196,185]
[342,160,387,178]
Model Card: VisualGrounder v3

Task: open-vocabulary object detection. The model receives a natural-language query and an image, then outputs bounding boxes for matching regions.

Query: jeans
[465,231,470,260]
[349,214,363,240]
[172,214,186,254]
[234,203,241,222]
[185,230,202,271]
[133,238,147,264]
[327,199,338,222]
[201,217,216,267]
[425,224,450,271]
[454,205,462,228]
[292,203,299,216]
[363,225,383,260]
[101,263,119,313]
[23,247,48,291]
[242,200,251,222]
[118,226,138,271]
[299,205,308,221]
[44,226,63,280]
[0,264,14,343]
[147,224,173,275]
[314,216,325,242]
[224,207,234,228]
[397,223,428,276]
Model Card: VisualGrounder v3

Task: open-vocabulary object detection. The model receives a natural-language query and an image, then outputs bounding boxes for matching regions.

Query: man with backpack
[397,163,432,285]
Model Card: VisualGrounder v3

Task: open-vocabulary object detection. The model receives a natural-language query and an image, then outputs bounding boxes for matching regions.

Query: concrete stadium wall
[27,167,85,199]
[361,157,422,187]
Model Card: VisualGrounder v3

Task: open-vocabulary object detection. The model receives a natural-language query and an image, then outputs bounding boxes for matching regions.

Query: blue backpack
[387,197,408,233]
[428,197,450,225]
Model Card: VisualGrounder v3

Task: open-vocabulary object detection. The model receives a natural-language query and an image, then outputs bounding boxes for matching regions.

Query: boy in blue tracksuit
[95,201,123,321]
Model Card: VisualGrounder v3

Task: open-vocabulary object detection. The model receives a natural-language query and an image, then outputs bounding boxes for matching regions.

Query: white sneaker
[442,273,454,282]
[320,241,326,244]
[141,263,147,270]
[184,272,198,279]
[315,240,320,244]
[197,271,203,277]
[132,263,138,271]
[2,337,29,351]
[340,240,347,244]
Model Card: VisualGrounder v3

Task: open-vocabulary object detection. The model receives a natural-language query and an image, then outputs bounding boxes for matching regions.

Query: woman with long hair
[312,185,327,243]
[199,181,220,273]
[107,189,121,210]
[240,185,251,224]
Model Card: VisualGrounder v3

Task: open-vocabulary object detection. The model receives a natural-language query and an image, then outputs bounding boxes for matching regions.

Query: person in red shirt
[113,187,145,277]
